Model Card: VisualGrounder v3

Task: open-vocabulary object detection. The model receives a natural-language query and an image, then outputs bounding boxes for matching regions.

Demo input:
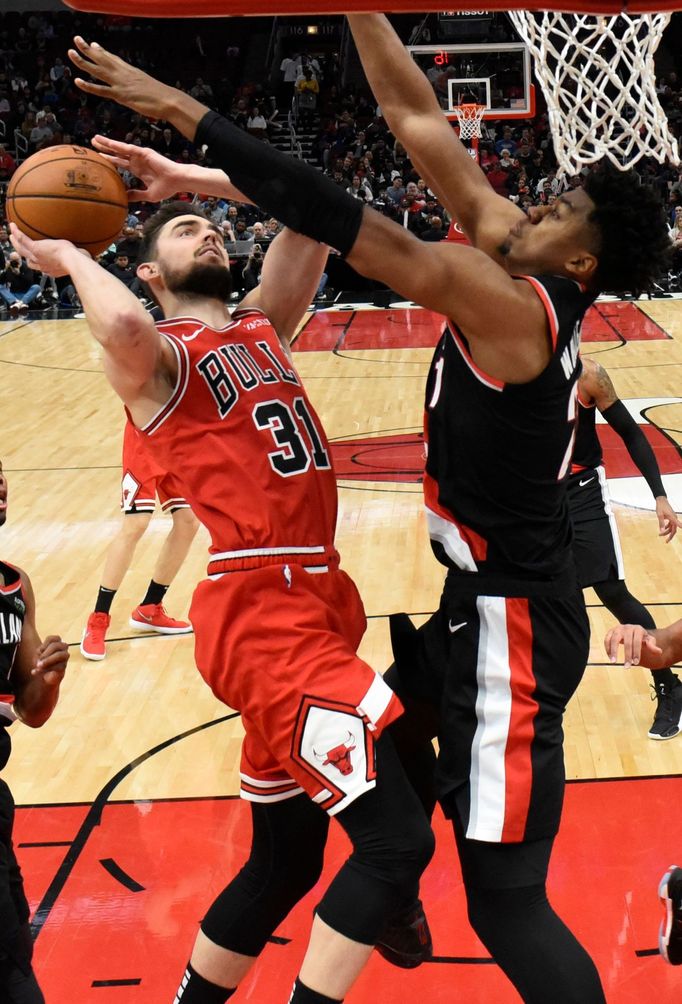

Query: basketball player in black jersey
[62,31,673,1004]
[570,356,682,738]
[0,459,69,1003]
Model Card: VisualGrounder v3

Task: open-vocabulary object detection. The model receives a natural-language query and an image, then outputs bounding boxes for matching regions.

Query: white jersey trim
[426,507,478,572]
[141,334,191,436]
[240,787,305,804]
[210,544,327,561]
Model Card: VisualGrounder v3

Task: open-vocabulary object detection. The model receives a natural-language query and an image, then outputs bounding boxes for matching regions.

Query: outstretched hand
[92,135,183,203]
[604,624,664,669]
[68,36,174,120]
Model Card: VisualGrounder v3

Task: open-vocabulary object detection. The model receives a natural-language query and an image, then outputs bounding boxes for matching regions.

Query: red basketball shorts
[121,422,189,515]
[190,561,403,816]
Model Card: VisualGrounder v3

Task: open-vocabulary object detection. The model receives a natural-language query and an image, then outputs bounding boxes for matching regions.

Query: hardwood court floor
[1,297,682,1001]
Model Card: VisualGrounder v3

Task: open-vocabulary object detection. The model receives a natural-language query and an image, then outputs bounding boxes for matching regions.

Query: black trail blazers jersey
[424,274,596,583]
[572,393,602,472]
[0,561,24,769]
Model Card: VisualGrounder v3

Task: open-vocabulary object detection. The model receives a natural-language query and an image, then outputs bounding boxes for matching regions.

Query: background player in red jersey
[569,356,682,738]
[81,416,198,661]
[10,183,435,1002]
[63,27,671,1004]
[0,458,69,1002]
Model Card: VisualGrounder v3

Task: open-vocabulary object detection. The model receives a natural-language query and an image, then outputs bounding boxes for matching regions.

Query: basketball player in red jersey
[10,185,435,1001]
[80,415,198,661]
[64,30,670,1003]
[0,458,69,1002]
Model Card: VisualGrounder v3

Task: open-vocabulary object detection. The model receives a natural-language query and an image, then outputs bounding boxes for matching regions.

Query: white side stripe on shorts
[468,596,513,842]
[596,465,625,579]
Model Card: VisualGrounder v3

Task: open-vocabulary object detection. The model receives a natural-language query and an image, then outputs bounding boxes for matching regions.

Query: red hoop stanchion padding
[62,1,682,16]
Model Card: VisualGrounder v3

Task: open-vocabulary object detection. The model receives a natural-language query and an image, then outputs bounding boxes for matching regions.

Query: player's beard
[162,260,233,302]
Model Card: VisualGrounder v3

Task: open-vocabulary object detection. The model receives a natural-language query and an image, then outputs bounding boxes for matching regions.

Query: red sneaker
[80,611,111,661]
[129,603,192,635]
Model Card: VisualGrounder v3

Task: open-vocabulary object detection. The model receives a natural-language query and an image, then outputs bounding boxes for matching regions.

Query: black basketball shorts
[393,573,590,844]
[567,466,625,587]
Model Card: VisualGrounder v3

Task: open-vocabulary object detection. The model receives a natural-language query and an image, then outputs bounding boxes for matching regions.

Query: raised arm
[66,37,549,381]
[9,224,175,427]
[346,14,522,251]
[581,357,681,541]
[11,569,68,728]
[90,135,253,206]
[242,230,329,346]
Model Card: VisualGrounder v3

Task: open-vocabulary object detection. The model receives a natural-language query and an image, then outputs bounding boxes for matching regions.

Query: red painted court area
[295,302,667,352]
[17,777,682,1003]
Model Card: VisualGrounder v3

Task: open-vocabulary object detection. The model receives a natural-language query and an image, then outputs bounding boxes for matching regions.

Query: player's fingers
[92,135,133,157]
[95,152,130,170]
[73,78,112,98]
[605,628,621,662]
[68,49,107,80]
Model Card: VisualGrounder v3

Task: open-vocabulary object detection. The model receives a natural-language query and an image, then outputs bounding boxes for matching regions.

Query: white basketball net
[508,12,680,176]
[454,103,486,141]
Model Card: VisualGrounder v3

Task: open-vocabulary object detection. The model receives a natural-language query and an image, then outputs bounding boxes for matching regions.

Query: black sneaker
[648,680,682,740]
[659,865,682,965]
[375,899,433,969]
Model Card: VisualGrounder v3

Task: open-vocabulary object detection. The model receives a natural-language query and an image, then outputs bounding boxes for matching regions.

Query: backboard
[406,42,535,121]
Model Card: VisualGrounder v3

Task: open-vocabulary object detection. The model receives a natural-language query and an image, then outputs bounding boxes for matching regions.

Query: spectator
[420,215,446,242]
[296,68,319,128]
[201,196,229,226]
[190,77,214,102]
[0,145,16,182]
[246,105,268,140]
[106,251,135,288]
[386,174,406,205]
[494,125,518,156]
[0,252,40,315]
[347,173,373,202]
[242,242,265,291]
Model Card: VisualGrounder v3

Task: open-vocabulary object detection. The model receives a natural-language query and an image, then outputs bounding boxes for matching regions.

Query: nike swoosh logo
[579,477,595,487]
[136,612,154,622]
[448,620,467,634]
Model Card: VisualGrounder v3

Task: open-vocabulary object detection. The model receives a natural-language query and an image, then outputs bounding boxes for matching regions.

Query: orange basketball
[6,145,129,256]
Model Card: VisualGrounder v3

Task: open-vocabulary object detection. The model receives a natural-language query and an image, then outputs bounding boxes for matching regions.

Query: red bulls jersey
[139,307,338,557]
[424,275,595,581]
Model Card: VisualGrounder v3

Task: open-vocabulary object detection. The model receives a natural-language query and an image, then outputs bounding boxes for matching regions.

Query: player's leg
[130,486,198,635]
[293,733,434,1002]
[455,823,605,1003]
[593,577,682,740]
[659,864,682,965]
[80,512,152,660]
[0,780,44,1004]
[438,581,601,1000]
[174,794,330,1002]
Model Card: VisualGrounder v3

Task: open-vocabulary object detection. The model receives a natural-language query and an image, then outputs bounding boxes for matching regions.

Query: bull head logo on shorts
[313,731,357,776]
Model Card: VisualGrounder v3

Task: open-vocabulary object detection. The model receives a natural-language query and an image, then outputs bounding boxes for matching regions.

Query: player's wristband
[195,110,363,256]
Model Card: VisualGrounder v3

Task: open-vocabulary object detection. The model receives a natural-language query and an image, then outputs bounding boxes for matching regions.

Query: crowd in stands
[1,8,682,314]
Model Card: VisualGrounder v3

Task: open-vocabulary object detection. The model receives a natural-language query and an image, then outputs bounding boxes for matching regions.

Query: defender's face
[499,187,598,279]
[0,461,7,526]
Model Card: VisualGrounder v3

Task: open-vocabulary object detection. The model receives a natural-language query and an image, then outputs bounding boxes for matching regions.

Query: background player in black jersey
[61,31,673,1004]
[0,458,69,1003]
[570,356,682,739]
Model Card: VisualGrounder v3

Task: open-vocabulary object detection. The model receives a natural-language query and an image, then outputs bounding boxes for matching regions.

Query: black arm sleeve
[195,110,363,256]
[602,400,666,498]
